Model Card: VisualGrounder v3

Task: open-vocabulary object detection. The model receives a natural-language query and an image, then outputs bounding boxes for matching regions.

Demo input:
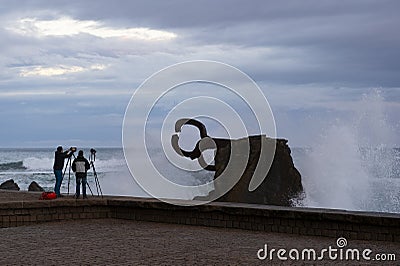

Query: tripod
[89,149,103,198]
[62,152,75,195]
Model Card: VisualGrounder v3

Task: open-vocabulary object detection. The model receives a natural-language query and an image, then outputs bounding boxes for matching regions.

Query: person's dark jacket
[72,155,90,177]
[53,150,71,171]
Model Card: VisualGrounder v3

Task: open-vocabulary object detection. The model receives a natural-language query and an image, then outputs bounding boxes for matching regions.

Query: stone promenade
[0,191,399,265]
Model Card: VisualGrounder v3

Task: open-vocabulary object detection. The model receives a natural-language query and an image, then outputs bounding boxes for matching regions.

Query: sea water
[0,148,135,196]
[0,146,398,213]
[292,147,400,213]
[292,89,400,213]
[0,90,398,213]
[0,147,213,199]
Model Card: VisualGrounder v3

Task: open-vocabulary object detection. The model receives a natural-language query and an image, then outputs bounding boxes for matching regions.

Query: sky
[0,0,399,148]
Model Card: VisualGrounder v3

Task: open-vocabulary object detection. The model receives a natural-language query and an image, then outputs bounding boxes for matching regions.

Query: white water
[295,90,400,213]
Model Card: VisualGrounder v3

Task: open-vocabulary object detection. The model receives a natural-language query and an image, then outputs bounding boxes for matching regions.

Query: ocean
[0,148,133,196]
[0,147,399,213]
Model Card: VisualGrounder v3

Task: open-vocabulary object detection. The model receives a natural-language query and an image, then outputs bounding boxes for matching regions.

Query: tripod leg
[96,174,103,198]
[95,175,100,196]
[60,161,68,196]
[91,162,99,196]
[86,182,94,196]
[91,161,103,198]
[67,158,72,195]
[94,172,103,198]
[62,157,72,196]
[62,159,68,178]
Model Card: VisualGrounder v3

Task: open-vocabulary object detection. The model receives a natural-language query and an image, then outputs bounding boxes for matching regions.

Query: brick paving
[0,190,399,265]
[0,219,398,265]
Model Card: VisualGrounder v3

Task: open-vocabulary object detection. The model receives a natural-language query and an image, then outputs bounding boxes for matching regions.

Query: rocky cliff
[208,136,303,206]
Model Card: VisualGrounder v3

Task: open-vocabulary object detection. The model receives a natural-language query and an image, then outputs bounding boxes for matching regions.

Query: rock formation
[0,179,20,191]
[28,181,45,192]
[172,119,303,206]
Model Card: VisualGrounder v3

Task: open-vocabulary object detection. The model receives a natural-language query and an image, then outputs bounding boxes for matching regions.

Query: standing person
[72,150,90,199]
[53,146,74,197]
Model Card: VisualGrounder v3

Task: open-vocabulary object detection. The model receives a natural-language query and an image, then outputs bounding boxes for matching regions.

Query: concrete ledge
[0,196,399,242]
[108,198,400,242]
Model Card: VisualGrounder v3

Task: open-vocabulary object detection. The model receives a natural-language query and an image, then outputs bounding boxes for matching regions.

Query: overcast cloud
[0,0,399,147]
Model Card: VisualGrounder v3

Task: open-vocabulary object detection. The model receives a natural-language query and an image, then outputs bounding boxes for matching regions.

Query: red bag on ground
[39,192,57,200]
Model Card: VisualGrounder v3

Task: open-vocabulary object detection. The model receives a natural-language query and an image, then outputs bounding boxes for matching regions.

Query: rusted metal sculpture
[171,118,303,206]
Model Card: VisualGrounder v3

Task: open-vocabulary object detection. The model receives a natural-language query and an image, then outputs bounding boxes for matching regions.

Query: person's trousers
[76,174,87,198]
[54,170,63,196]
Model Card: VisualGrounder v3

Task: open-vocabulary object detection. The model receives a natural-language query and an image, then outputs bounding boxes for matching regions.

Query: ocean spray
[297,89,400,212]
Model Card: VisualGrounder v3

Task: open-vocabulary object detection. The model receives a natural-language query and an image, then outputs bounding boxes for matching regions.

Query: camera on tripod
[70,147,77,153]
[90,148,96,161]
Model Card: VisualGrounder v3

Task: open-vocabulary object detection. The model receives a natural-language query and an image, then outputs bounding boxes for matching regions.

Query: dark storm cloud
[2,0,400,87]
[0,0,399,146]
[58,0,400,87]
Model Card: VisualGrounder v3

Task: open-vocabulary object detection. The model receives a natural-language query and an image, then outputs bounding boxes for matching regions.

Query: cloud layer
[0,0,399,147]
